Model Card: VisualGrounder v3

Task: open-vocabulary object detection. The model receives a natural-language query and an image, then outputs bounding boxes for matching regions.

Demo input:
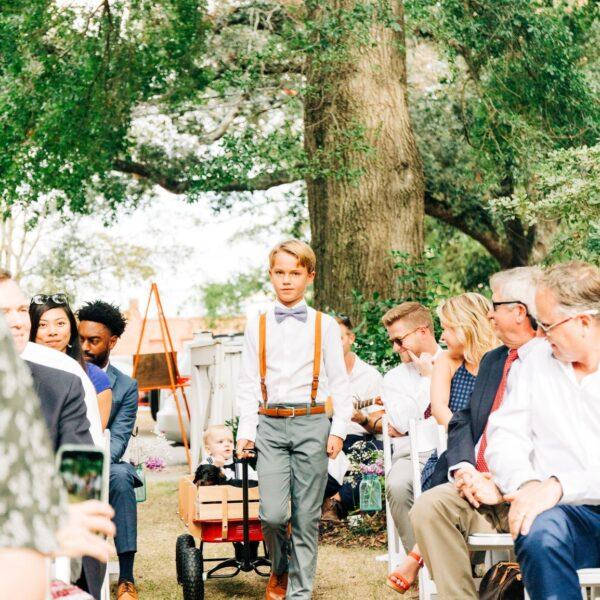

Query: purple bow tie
[274,305,308,323]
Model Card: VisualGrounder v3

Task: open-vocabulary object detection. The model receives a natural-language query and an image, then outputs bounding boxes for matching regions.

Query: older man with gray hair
[406,266,542,598]
[485,261,600,600]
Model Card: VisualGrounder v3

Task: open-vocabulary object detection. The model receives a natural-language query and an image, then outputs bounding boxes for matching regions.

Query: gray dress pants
[386,449,432,552]
[256,412,330,599]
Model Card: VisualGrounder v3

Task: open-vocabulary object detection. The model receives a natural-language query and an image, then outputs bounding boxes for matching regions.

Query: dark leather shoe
[321,496,343,523]
[265,572,288,600]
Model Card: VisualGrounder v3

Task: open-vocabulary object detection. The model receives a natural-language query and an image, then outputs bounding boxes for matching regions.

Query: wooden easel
[132,283,192,471]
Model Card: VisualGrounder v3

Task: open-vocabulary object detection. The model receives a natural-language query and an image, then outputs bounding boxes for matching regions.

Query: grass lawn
[127,469,402,599]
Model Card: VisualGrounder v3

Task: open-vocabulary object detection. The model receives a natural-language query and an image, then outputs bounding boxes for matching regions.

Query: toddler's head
[203,425,234,461]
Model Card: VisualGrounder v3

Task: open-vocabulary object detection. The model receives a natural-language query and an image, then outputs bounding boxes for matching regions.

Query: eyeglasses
[537,309,599,335]
[30,293,69,306]
[492,300,527,311]
[389,326,421,348]
[492,300,538,330]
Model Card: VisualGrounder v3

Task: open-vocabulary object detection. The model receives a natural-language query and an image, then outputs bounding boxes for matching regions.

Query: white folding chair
[379,414,406,572]
[101,429,119,600]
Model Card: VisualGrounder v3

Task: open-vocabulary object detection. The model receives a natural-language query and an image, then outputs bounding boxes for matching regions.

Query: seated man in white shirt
[380,302,442,553]
[411,261,600,600]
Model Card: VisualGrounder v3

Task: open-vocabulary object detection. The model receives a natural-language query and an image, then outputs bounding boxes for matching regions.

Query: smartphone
[56,444,109,504]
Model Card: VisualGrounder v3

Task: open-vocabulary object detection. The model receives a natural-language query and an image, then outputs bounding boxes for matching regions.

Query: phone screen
[59,449,105,503]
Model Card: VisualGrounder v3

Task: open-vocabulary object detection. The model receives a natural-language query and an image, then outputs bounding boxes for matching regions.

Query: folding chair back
[381,415,405,572]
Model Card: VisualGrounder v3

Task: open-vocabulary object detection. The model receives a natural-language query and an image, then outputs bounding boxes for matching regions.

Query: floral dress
[420,363,477,491]
[0,314,67,554]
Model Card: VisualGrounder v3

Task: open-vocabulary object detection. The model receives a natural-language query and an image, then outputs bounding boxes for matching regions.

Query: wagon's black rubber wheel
[176,534,196,585]
[181,546,204,600]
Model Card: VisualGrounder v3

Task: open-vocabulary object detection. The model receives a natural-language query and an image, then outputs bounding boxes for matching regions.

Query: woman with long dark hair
[29,294,113,429]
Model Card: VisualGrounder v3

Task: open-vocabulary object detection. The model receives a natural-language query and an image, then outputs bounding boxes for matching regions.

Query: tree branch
[200,97,244,144]
[113,159,299,194]
[424,190,513,266]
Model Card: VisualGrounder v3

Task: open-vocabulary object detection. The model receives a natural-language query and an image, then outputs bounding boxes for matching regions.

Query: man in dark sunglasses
[380,302,442,555]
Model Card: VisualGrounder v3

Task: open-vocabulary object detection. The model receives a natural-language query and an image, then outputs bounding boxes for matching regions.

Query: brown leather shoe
[265,572,288,600]
[321,496,342,523]
[117,580,139,600]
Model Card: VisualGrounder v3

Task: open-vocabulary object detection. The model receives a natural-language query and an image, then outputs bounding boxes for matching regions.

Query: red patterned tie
[475,348,519,472]
[424,404,432,419]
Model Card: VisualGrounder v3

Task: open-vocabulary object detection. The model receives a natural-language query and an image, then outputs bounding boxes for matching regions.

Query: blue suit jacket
[106,363,139,464]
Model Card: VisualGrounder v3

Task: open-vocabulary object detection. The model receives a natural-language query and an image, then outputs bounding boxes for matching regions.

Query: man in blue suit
[78,301,141,600]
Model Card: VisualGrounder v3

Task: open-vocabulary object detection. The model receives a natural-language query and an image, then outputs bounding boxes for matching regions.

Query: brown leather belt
[258,405,326,418]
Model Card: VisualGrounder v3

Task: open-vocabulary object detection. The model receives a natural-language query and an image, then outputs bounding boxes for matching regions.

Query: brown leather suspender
[258,310,322,408]
[259,312,268,406]
[310,312,322,407]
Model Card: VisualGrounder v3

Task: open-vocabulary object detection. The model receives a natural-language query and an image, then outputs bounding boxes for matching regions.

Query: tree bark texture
[304,0,425,317]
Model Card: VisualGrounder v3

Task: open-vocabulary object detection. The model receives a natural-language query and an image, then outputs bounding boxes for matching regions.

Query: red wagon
[176,457,270,599]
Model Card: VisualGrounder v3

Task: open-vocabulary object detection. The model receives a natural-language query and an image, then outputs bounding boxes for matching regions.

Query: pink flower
[145,456,166,471]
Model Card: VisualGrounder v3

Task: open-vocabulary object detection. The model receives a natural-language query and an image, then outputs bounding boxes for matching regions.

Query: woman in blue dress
[386,292,498,594]
[29,293,113,428]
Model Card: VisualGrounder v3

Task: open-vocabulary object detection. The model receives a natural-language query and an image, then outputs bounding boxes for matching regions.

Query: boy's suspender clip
[258,309,324,417]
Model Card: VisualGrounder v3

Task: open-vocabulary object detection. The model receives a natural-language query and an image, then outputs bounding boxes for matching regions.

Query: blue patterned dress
[420,363,477,491]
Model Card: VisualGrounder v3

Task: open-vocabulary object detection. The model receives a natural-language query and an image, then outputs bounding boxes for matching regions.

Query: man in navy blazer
[409,267,540,599]
[78,301,141,600]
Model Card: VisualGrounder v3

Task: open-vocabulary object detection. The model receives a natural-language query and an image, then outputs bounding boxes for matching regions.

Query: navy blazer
[26,361,93,451]
[26,361,104,598]
[106,363,139,464]
[428,345,508,488]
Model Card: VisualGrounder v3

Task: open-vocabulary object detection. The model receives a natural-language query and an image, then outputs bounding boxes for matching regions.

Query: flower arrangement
[125,428,173,471]
[344,440,385,488]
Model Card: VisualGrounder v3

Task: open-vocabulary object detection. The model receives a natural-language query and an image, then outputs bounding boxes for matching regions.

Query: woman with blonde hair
[429,292,498,430]
[386,292,498,594]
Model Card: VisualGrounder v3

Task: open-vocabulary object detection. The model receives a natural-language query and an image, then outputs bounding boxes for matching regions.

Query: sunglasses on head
[30,293,69,306]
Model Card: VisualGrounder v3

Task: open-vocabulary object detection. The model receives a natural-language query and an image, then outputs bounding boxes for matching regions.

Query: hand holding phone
[55,501,115,562]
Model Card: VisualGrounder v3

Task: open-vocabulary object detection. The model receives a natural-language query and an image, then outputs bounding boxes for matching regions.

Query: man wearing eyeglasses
[484,261,600,600]
[380,302,442,553]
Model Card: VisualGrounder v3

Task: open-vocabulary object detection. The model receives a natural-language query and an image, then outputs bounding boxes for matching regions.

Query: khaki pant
[410,483,510,600]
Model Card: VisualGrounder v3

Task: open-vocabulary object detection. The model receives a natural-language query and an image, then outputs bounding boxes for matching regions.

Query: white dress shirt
[21,341,103,446]
[486,340,600,504]
[345,355,383,437]
[381,346,442,454]
[236,300,352,442]
[448,336,543,478]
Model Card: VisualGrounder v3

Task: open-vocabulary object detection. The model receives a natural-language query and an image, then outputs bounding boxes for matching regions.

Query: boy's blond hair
[269,239,316,274]
[381,301,434,330]
[203,424,233,450]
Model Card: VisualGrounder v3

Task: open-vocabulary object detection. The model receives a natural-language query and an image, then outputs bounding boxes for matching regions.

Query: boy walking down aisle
[236,240,352,600]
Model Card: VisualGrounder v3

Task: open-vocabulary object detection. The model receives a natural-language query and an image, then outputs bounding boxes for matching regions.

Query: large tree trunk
[304,0,424,317]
